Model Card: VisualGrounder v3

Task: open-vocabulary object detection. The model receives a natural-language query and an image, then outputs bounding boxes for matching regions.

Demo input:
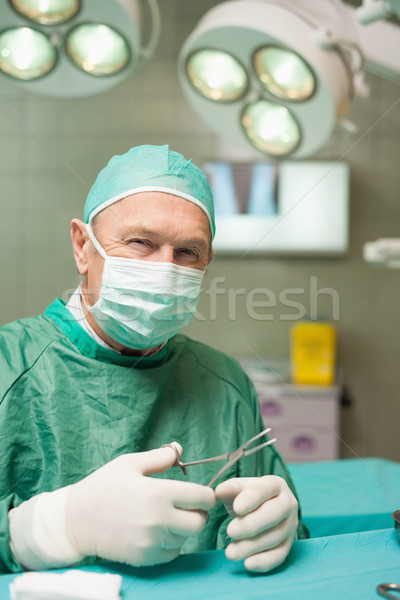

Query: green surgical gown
[0,299,308,573]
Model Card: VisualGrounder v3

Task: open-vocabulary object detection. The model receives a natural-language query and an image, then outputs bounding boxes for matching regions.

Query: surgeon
[0,145,308,575]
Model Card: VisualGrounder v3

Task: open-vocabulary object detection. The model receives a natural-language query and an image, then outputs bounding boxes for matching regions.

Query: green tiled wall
[0,1,399,460]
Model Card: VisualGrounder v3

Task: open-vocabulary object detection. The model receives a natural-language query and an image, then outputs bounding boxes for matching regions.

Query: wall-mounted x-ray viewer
[203,161,349,256]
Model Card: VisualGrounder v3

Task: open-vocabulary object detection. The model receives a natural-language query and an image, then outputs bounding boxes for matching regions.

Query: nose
[152,245,176,264]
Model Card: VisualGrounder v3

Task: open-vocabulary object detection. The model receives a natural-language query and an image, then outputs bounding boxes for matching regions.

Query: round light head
[0,26,56,80]
[253,45,316,101]
[178,1,354,159]
[0,0,150,97]
[10,0,80,25]
[186,48,248,102]
[241,100,301,156]
[65,23,130,76]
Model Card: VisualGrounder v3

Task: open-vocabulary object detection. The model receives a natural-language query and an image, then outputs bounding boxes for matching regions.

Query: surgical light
[178,0,400,159]
[66,23,130,76]
[0,0,160,97]
[253,46,316,102]
[0,26,56,80]
[241,100,301,155]
[186,49,248,102]
[10,0,80,25]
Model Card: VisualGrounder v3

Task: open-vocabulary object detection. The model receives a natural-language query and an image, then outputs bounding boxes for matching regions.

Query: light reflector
[66,23,130,76]
[10,0,80,25]
[186,49,248,102]
[241,100,301,156]
[253,46,316,101]
[0,26,56,80]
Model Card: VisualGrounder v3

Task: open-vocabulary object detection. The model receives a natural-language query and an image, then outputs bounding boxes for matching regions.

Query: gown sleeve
[0,494,24,573]
[0,323,36,573]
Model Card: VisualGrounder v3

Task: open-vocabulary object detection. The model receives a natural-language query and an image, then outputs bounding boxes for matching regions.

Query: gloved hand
[66,444,215,566]
[215,476,298,573]
[9,444,215,570]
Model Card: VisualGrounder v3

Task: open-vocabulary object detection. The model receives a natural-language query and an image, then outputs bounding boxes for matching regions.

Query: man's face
[74,191,213,307]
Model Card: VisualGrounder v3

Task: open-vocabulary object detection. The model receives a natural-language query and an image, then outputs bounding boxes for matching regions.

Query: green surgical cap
[84,144,215,239]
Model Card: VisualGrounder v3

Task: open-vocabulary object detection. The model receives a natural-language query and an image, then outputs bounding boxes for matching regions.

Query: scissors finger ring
[377,583,400,600]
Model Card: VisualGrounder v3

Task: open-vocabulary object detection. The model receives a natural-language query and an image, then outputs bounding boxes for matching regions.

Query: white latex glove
[66,444,215,566]
[215,476,298,573]
[10,444,215,570]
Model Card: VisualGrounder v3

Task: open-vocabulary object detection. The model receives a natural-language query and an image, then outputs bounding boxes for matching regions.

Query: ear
[71,219,90,275]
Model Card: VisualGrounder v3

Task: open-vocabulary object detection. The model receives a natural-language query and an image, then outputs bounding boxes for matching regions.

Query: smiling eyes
[128,238,204,263]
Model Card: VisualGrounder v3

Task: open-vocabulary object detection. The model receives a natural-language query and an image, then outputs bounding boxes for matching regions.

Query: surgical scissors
[377,584,400,600]
[166,427,277,487]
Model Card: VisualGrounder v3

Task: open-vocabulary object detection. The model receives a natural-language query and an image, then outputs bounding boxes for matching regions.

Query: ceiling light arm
[139,0,161,60]
[342,3,400,84]
[312,28,368,99]
[313,29,364,68]
[357,0,400,24]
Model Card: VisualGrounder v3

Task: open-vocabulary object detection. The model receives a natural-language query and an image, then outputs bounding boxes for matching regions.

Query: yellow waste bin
[291,321,336,385]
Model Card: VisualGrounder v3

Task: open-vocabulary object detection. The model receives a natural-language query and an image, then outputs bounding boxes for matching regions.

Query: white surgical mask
[83,224,205,349]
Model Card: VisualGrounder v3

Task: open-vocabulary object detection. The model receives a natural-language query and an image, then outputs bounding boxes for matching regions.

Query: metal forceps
[168,427,277,487]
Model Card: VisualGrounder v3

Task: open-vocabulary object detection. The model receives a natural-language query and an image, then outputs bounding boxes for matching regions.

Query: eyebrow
[116,226,209,249]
